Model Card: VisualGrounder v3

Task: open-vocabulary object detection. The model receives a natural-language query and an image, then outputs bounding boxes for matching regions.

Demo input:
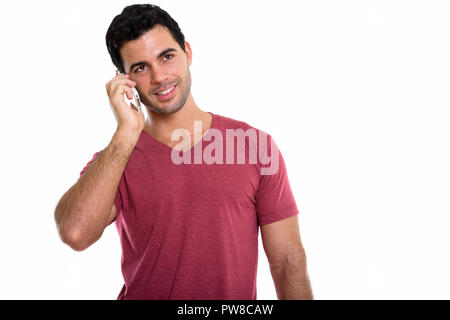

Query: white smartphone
[128,87,143,112]
[117,71,142,112]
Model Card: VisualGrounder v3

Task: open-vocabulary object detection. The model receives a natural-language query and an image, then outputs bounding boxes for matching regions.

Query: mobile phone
[117,71,142,112]
[128,87,143,112]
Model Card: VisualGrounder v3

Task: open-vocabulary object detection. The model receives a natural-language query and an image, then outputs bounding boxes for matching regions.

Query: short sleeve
[79,150,123,225]
[255,134,299,226]
[79,151,102,177]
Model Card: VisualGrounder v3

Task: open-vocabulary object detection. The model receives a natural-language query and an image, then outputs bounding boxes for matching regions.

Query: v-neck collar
[137,111,217,154]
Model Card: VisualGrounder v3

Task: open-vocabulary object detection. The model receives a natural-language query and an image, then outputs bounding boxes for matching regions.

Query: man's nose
[150,65,168,84]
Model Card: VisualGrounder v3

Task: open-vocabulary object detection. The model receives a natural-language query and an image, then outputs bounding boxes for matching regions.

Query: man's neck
[143,96,212,148]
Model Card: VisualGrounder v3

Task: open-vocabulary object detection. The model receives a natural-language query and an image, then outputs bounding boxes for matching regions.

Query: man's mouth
[155,85,176,95]
[154,84,177,101]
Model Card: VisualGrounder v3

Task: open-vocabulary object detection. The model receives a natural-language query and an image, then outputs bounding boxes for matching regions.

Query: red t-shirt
[79,112,299,300]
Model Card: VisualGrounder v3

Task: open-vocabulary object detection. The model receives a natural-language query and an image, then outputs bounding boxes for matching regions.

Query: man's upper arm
[255,133,299,226]
[260,215,304,267]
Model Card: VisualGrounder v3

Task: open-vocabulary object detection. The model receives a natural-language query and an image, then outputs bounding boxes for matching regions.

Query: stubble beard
[144,69,192,115]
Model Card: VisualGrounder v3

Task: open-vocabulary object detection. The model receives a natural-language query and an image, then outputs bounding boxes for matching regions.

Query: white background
[0,0,449,299]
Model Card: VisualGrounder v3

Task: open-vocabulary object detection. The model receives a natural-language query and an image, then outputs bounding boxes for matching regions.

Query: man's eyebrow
[128,48,178,72]
[157,48,177,59]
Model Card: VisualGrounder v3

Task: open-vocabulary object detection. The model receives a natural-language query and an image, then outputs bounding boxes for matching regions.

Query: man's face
[120,25,192,115]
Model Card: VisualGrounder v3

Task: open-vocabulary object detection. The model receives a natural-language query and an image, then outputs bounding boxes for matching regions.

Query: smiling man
[54,4,313,300]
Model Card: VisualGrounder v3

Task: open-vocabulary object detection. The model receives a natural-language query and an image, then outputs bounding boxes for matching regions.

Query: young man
[54,4,313,300]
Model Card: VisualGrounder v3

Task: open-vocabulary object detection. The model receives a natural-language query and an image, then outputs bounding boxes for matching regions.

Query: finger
[112,79,136,89]
[112,84,133,101]
[114,73,130,79]
[108,73,130,85]
[107,79,136,95]
[126,90,132,100]
[116,71,131,77]
[106,76,133,89]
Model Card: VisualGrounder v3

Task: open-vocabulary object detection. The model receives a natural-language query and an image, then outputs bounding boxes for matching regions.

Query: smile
[154,84,177,102]
[156,85,176,95]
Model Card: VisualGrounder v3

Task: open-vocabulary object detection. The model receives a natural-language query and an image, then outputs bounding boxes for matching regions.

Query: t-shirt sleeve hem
[110,190,122,225]
[257,204,299,226]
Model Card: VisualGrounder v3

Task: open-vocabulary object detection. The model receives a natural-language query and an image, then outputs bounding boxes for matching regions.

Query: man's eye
[163,54,174,61]
[135,65,147,73]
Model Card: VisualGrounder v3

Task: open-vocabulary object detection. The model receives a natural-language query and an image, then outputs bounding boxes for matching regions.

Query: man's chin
[147,103,184,115]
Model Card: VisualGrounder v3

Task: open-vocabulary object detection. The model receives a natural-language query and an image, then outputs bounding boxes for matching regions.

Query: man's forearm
[269,250,314,300]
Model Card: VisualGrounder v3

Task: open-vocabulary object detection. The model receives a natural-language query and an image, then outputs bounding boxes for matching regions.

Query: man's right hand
[106,73,145,135]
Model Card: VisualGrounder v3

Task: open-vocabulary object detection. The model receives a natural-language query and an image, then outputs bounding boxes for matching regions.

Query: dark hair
[106,4,186,73]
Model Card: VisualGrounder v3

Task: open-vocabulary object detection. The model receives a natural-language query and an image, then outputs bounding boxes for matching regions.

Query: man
[54,4,313,300]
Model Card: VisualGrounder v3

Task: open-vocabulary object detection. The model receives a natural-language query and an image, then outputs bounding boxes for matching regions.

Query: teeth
[157,86,175,95]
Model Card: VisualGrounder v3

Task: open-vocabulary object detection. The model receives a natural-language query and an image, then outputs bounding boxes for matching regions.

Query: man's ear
[184,41,192,66]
